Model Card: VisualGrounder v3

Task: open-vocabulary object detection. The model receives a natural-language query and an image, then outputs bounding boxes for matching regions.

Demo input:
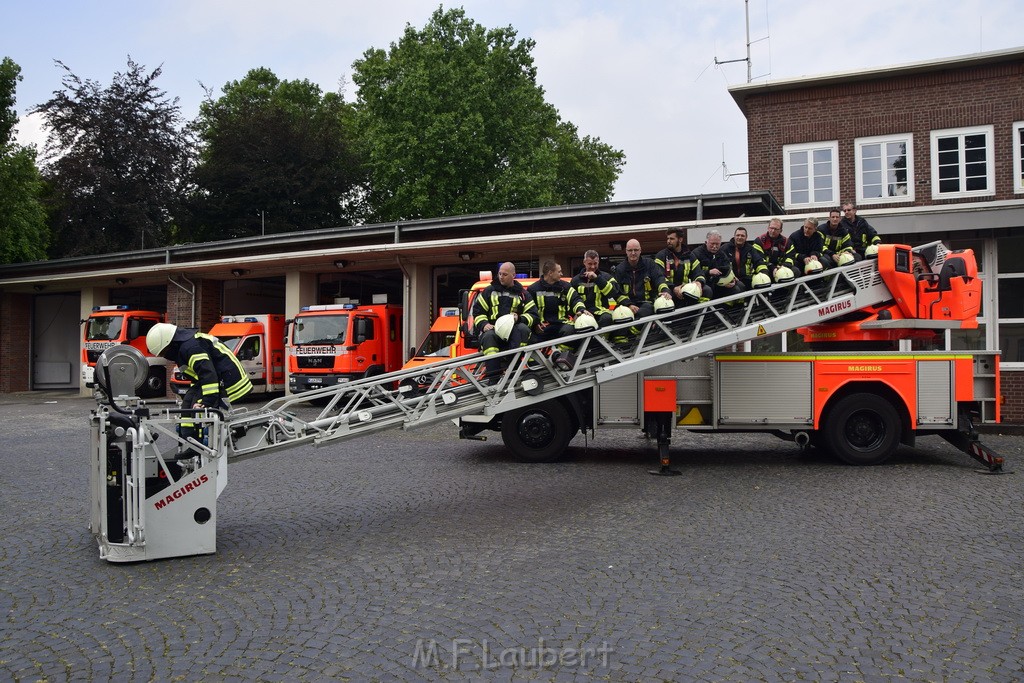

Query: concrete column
[403,263,432,362]
[284,271,318,394]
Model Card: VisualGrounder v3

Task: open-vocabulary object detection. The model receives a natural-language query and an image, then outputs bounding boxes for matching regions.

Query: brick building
[729,46,1024,423]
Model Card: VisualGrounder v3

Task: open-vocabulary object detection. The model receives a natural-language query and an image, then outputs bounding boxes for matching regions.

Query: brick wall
[1002,370,1024,424]
[0,293,32,392]
[745,60,1024,210]
[166,279,224,331]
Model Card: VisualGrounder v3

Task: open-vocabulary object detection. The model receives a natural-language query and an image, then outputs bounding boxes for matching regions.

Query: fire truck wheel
[825,393,900,466]
[501,400,572,463]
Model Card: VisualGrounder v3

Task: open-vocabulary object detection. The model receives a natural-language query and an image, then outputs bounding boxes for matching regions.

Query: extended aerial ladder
[89,242,999,562]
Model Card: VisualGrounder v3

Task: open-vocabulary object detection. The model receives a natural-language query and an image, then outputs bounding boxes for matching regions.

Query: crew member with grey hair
[691,229,745,298]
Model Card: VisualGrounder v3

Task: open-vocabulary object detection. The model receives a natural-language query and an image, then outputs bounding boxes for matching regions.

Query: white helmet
[146,323,177,356]
[679,281,703,301]
[774,266,795,283]
[837,251,856,266]
[573,314,598,331]
[717,269,737,286]
[611,305,635,322]
[804,259,824,275]
[493,314,517,341]
[865,244,880,258]
[751,272,772,289]
[653,296,675,313]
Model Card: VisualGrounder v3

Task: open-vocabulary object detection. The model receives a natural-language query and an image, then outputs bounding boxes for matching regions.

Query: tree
[0,57,48,264]
[33,58,190,257]
[186,68,366,241]
[351,7,625,222]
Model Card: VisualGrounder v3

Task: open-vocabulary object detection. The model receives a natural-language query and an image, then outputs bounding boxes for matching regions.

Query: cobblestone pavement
[2,390,1023,682]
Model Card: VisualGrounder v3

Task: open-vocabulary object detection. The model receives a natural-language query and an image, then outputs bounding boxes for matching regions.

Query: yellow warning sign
[756,324,767,336]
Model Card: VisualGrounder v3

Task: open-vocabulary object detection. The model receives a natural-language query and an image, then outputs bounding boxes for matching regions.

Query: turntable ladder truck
[88,241,1004,562]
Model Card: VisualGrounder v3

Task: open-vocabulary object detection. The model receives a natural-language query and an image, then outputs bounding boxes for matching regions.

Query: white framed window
[783,141,838,208]
[855,134,914,204]
[1013,121,1024,194]
[930,125,994,199]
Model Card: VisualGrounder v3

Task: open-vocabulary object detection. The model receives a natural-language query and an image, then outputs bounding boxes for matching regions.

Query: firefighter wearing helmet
[471,261,536,383]
[146,323,252,410]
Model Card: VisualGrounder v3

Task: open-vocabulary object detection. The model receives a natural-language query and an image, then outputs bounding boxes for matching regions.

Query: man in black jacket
[612,239,671,317]
[691,230,745,298]
[654,227,710,304]
[840,202,881,259]
[721,226,767,289]
[789,218,830,275]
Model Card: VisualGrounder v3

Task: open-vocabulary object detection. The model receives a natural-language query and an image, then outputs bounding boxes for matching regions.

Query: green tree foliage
[33,58,190,257]
[186,68,366,241]
[0,57,48,264]
[352,6,625,222]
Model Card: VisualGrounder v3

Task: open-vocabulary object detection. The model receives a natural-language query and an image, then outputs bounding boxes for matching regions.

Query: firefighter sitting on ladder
[146,323,253,449]
[472,261,536,384]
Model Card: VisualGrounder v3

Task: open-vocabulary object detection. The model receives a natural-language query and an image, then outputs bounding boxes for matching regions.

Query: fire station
[1,46,1022,422]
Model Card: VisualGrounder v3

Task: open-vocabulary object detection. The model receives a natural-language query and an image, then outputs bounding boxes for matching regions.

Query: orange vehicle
[81,306,168,398]
[170,314,286,396]
[288,302,403,394]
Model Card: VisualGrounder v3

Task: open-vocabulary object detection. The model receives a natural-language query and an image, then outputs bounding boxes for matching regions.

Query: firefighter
[146,322,252,410]
[146,322,253,455]
[841,202,882,260]
[612,239,671,318]
[789,217,830,276]
[527,261,572,344]
[654,227,711,304]
[753,218,796,282]
[818,209,855,266]
[567,250,619,328]
[691,229,746,299]
[721,226,768,289]
[471,261,536,382]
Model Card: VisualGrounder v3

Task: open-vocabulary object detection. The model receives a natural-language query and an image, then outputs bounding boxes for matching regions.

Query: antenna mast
[714,0,753,83]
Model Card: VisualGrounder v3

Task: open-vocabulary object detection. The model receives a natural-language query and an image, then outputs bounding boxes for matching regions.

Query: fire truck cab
[287,302,404,394]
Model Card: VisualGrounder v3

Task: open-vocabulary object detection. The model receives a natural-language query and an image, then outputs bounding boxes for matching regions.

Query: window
[855,134,913,204]
[930,126,994,199]
[1013,122,1024,194]
[996,235,1024,366]
[783,142,838,208]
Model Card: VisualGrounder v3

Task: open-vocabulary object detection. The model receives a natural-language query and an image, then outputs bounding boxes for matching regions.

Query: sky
[4,0,1023,203]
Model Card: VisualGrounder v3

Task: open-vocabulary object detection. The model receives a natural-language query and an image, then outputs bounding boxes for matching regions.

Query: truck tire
[825,392,901,465]
[501,400,572,463]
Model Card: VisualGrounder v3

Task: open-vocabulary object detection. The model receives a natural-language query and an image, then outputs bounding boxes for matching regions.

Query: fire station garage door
[32,293,81,389]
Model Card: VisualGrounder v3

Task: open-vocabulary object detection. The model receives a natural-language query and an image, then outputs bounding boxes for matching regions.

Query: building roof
[728,45,1024,115]
[0,191,783,291]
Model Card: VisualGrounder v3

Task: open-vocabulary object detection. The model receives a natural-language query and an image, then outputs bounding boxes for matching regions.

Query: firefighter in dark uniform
[654,227,711,304]
[840,202,882,260]
[612,239,671,318]
[691,229,746,298]
[789,217,831,275]
[527,260,573,345]
[146,322,253,452]
[753,218,796,281]
[567,250,619,328]
[819,209,855,267]
[721,226,768,289]
[146,322,252,410]
[471,261,536,381]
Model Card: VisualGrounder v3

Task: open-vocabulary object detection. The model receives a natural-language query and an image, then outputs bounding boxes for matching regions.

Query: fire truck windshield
[293,315,348,345]
[86,316,123,341]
